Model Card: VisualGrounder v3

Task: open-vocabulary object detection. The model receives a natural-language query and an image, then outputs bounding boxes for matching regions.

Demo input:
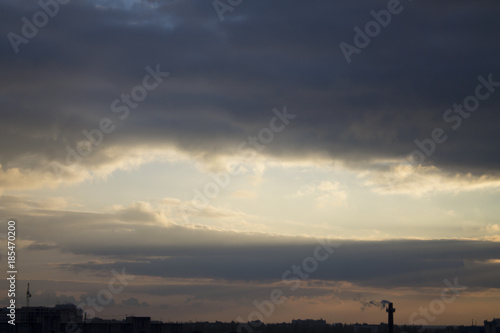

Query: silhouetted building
[127,316,152,333]
[458,325,485,333]
[353,323,379,333]
[0,303,82,333]
[1,306,498,333]
[485,319,500,333]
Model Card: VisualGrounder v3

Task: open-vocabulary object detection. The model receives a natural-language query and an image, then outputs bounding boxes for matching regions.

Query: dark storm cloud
[10,200,498,290]
[56,238,500,290]
[1,0,500,181]
[2,199,499,296]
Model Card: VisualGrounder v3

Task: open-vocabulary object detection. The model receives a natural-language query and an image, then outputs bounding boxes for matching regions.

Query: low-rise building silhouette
[0,304,83,333]
[484,319,500,333]
[0,304,498,333]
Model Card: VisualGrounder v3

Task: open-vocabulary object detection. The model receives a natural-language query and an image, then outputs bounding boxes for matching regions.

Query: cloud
[51,238,500,292]
[121,297,149,307]
[361,161,500,196]
[113,201,167,224]
[295,181,347,207]
[483,224,500,233]
[0,194,497,291]
[154,197,256,228]
[11,206,500,289]
[0,0,499,194]
[26,243,60,251]
[0,195,71,210]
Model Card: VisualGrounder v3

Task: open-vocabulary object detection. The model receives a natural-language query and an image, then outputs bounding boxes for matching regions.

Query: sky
[0,0,500,326]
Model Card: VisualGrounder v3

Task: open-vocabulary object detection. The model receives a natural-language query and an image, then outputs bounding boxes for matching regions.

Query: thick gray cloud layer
[5,201,497,290]
[1,0,500,179]
[54,238,500,290]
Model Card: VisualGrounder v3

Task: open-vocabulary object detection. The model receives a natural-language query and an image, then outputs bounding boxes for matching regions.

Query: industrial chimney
[386,302,395,333]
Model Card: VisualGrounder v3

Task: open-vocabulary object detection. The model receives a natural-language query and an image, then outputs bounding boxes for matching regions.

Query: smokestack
[386,302,395,333]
